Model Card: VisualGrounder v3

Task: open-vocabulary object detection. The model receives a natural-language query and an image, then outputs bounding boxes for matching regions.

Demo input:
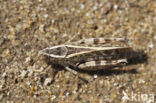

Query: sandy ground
[0,0,156,102]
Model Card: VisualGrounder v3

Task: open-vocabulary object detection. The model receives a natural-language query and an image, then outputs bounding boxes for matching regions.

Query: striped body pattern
[40,38,133,72]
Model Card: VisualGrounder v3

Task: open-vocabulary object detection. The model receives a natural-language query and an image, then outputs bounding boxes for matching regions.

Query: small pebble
[39,24,45,32]
[2,72,7,78]
[113,4,118,10]
[93,74,98,79]
[44,78,53,86]
[44,14,48,19]
[51,95,56,100]
[149,42,154,49]
[21,70,27,78]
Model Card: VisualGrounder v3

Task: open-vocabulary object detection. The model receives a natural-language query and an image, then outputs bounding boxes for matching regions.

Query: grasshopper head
[40,45,68,58]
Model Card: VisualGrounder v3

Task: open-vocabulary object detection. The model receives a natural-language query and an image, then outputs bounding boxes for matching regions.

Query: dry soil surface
[0,0,156,103]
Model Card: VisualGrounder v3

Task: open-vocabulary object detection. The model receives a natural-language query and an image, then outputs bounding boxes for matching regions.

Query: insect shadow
[75,50,148,76]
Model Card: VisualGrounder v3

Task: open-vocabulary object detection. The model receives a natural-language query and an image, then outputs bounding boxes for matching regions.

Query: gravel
[0,0,156,102]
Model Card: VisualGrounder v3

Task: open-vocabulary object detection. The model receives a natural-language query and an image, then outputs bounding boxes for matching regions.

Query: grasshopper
[40,37,133,81]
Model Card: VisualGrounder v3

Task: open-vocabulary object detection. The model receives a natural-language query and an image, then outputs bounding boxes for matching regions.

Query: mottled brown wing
[71,38,128,47]
[66,47,133,70]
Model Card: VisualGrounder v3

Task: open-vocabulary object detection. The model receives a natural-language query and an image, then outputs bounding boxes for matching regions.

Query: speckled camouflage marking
[40,38,131,75]
[72,38,126,45]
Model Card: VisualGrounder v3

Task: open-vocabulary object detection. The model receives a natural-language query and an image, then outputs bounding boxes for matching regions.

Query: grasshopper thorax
[40,45,68,58]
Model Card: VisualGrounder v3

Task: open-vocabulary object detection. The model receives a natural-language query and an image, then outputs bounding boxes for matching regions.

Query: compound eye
[50,46,67,57]
[40,46,68,58]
